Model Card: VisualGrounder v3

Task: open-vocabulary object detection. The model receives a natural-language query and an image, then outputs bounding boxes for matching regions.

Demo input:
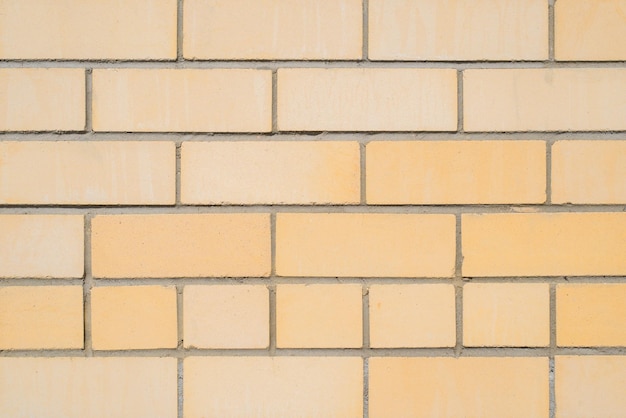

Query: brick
[462,213,626,277]
[369,0,548,61]
[464,69,626,132]
[184,0,362,60]
[0,215,83,278]
[0,141,175,205]
[276,284,362,348]
[464,283,550,347]
[91,214,270,278]
[369,357,549,418]
[0,286,83,350]
[184,357,362,418]
[552,140,626,204]
[181,141,360,205]
[556,284,626,347]
[184,285,269,349]
[276,213,456,277]
[0,68,84,131]
[0,0,176,60]
[0,357,177,418]
[369,284,455,348]
[367,140,546,204]
[92,69,272,132]
[277,68,457,131]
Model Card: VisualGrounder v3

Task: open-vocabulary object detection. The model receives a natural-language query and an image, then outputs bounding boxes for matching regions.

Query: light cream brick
[277,68,457,131]
[181,141,360,204]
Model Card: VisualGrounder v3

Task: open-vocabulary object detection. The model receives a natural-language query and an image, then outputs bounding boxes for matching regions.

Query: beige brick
[0,357,177,418]
[0,141,175,205]
[462,213,626,277]
[0,68,84,131]
[92,69,271,132]
[556,356,626,418]
[184,285,269,349]
[464,283,550,347]
[0,286,83,350]
[0,0,176,60]
[464,69,626,132]
[370,357,549,418]
[276,213,456,277]
[184,0,362,60]
[367,140,546,204]
[277,68,457,131]
[185,357,362,418]
[369,284,455,348]
[557,284,626,347]
[91,214,270,278]
[369,0,548,61]
[181,141,360,205]
[0,215,83,278]
[552,141,626,204]
[276,284,362,348]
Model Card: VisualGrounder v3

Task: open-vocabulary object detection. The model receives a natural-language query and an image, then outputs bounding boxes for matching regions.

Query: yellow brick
[463,283,550,347]
[369,284,455,348]
[552,141,626,204]
[276,284,362,348]
[0,0,176,60]
[367,140,546,204]
[91,214,270,278]
[0,286,83,350]
[556,356,626,418]
[184,0,362,60]
[0,357,177,418]
[276,213,456,278]
[181,141,360,204]
[184,357,362,418]
[369,357,549,418]
[277,68,457,131]
[464,69,626,132]
[91,285,177,350]
[0,68,84,131]
[0,215,83,279]
[184,285,269,349]
[462,213,626,277]
[92,69,272,132]
[557,284,626,347]
[369,0,548,61]
[0,141,175,205]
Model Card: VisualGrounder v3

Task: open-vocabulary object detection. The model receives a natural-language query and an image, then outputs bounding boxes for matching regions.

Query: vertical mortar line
[457,70,464,133]
[178,357,184,418]
[546,140,553,204]
[176,283,184,418]
[271,70,278,133]
[548,0,555,61]
[454,213,463,356]
[177,0,184,61]
[549,283,557,418]
[269,212,277,355]
[176,142,182,206]
[83,213,93,356]
[362,0,369,60]
[362,280,370,418]
[363,356,369,418]
[360,142,367,205]
[85,69,93,133]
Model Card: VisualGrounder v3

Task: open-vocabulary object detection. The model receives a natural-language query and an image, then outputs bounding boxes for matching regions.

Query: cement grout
[176,0,184,62]
[549,0,556,61]
[549,283,557,418]
[271,70,278,132]
[175,142,182,205]
[454,214,464,356]
[362,0,369,61]
[457,70,464,132]
[546,140,553,204]
[83,214,93,356]
[84,69,93,132]
[360,142,367,204]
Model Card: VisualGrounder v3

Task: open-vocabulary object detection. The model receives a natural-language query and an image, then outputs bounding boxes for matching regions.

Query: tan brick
[552,141,626,204]
[462,213,626,277]
[0,0,176,60]
[0,141,175,205]
[367,140,546,204]
[0,68,84,131]
[0,215,83,278]
[276,213,456,277]
[184,0,362,60]
[464,69,626,132]
[91,214,270,278]
[276,284,362,348]
[464,283,550,347]
[370,357,549,418]
[92,69,271,132]
[0,286,83,350]
[185,357,362,418]
[181,141,360,204]
[369,284,455,348]
[277,68,457,131]
[0,357,177,418]
[184,285,269,349]
[369,0,548,61]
